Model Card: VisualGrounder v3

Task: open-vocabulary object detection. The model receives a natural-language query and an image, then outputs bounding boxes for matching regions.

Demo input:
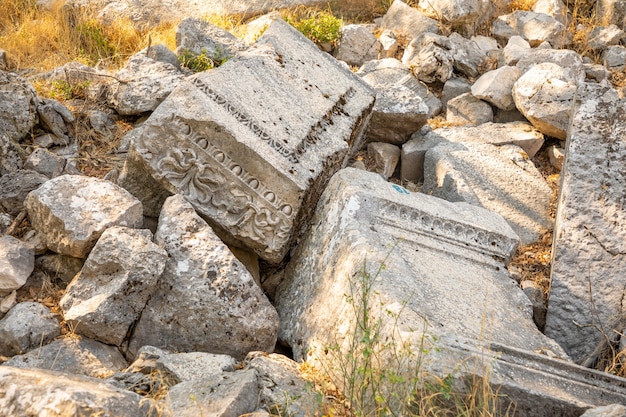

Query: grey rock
[145,43,181,69]
[60,227,167,346]
[446,93,493,126]
[108,52,184,116]
[35,254,84,284]
[602,45,626,69]
[127,195,279,359]
[88,110,118,139]
[429,121,545,158]
[0,71,39,142]
[441,77,471,108]
[0,291,16,316]
[471,66,523,111]
[533,0,569,25]
[368,142,400,178]
[417,0,486,26]
[471,35,499,53]
[587,25,625,50]
[400,131,447,183]
[167,369,259,417]
[404,34,454,83]
[0,49,6,70]
[334,24,381,67]
[502,35,531,66]
[580,404,626,417]
[545,83,626,363]
[381,0,440,39]
[119,19,375,264]
[0,302,60,357]
[492,10,571,48]
[0,213,11,235]
[516,48,586,84]
[0,134,23,175]
[176,17,247,62]
[378,29,399,58]
[36,98,74,142]
[25,175,144,258]
[547,144,565,170]
[521,280,547,330]
[3,337,128,378]
[0,169,48,216]
[0,236,34,295]
[423,142,553,245]
[24,148,65,178]
[0,366,155,416]
[447,32,487,78]
[128,345,236,383]
[512,62,578,140]
[246,351,320,417]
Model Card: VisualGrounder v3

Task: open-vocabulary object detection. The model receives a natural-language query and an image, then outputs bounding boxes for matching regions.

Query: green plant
[313,248,515,417]
[285,10,342,46]
[178,47,228,72]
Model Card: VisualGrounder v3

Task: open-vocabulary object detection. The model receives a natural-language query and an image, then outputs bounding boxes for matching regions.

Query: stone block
[471,66,523,111]
[446,92,493,126]
[0,302,60,357]
[0,169,48,216]
[423,142,553,245]
[118,19,375,263]
[368,142,400,178]
[0,236,34,295]
[334,24,381,67]
[400,130,447,183]
[545,83,626,363]
[381,0,440,39]
[60,227,168,346]
[0,71,39,143]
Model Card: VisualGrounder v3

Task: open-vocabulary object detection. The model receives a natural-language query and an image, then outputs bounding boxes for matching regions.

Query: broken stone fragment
[25,175,144,258]
[0,302,60,357]
[0,236,34,295]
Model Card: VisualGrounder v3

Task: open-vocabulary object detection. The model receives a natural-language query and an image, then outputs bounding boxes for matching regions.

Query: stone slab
[545,83,626,363]
[119,19,374,264]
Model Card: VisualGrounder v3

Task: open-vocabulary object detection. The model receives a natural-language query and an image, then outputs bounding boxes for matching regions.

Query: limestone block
[0,134,23,175]
[430,121,545,158]
[547,144,565,171]
[60,227,167,346]
[378,29,398,58]
[441,77,471,108]
[175,17,247,61]
[404,34,454,83]
[0,302,60,357]
[512,62,578,140]
[275,167,567,364]
[587,25,625,50]
[145,43,181,69]
[4,337,128,378]
[0,236,34,295]
[471,66,523,111]
[417,0,485,25]
[36,98,73,141]
[502,35,531,66]
[585,62,612,82]
[603,45,626,69]
[381,0,440,39]
[400,130,447,183]
[533,0,569,24]
[24,148,65,178]
[446,93,493,126]
[25,175,143,258]
[119,19,375,263]
[471,35,499,53]
[246,352,320,417]
[423,142,553,244]
[516,48,586,84]
[368,142,400,178]
[107,52,184,116]
[0,366,155,417]
[0,169,48,216]
[447,32,487,78]
[334,24,381,67]
[545,84,626,363]
[0,71,39,142]
[492,11,571,48]
[127,195,279,359]
[167,369,259,417]
[128,345,236,383]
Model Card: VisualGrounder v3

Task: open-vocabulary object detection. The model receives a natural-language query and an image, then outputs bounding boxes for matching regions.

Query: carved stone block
[119,19,375,263]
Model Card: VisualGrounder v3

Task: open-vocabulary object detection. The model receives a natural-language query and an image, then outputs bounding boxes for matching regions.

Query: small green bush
[178,47,229,72]
[287,11,342,46]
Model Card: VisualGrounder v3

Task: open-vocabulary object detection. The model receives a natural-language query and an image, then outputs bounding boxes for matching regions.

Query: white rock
[0,302,60,357]
[603,45,626,69]
[334,24,381,67]
[492,11,571,48]
[471,66,523,111]
[0,236,34,295]
[0,71,39,142]
[502,35,531,66]
[381,0,440,39]
[368,142,400,178]
[446,93,493,125]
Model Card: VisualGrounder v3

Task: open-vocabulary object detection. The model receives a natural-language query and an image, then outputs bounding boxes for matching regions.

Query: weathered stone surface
[3,337,128,378]
[246,351,320,417]
[0,291,16,316]
[502,35,532,66]
[0,366,155,417]
[516,48,586,84]
[119,19,375,263]
[276,168,571,385]
[368,142,400,178]
[417,0,485,25]
[428,121,545,158]
[0,169,48,217]
[587,25,625,50]
[107,51,184,116]
[0,236,34,295]
[423,142,553,244]
[513,62,578,140]
[441,77,471,107]
[580,404,626,417]
[471,66,523,111]
[25,175,143,258]
[0,134,23,175]
[446,92,493,125]
[0,302,60,357]
[597,0,626,29]
[603,45,626,69]
[404,34,454,83]
[547,144,565,170]
[167,369,259,417]
[533,0,569,25]
[176,17,247,61]
[381,0,440,39]
[0,71,39,142]
[545,83,626,363]
[447,32,487,78]
[128,195,279,359]
[378,29,398,58]
[400,129,447,183]
[492,10,571,48]
[24,147,66,178]
[60,226,167,346]
[334,24,381,67]
[36,98,73,142]
[35,254,84,284]
[128,345,236,383]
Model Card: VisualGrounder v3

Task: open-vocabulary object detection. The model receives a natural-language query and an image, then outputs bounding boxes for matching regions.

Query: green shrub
[286,10,342,46]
